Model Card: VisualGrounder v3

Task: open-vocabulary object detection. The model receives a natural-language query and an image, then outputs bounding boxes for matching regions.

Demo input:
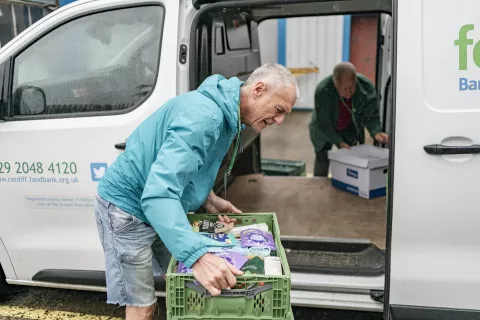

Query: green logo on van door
[454,24,480,90]
[455,24,480,70]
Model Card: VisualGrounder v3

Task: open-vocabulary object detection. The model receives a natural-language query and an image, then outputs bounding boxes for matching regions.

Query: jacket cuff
[369,127,382,138]
[183,246,208,269]
[332,136,343,146]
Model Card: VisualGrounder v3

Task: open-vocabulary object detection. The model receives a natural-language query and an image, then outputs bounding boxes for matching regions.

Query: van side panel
[0,0,177,281]
[389,0,480,314]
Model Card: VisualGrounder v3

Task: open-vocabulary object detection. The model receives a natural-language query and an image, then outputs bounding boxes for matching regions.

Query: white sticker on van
[25,196,95,210]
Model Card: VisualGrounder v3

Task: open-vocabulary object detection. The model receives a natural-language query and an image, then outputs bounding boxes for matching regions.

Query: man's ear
[252,81,267,99]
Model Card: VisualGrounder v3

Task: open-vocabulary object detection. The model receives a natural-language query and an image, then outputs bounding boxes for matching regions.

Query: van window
[10,5,164,117]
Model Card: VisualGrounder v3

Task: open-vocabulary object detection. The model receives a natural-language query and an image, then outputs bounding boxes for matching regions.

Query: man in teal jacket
[94,63,299,320]
[309,62,389,176]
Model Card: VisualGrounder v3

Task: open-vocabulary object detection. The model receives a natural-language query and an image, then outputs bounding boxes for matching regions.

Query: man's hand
[338,142,350,149]
[374,132,389,144]
[203,191,242,214]
[191,253,244,296]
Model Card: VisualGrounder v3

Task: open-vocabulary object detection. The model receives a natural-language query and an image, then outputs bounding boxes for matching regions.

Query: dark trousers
[313,126,363,177]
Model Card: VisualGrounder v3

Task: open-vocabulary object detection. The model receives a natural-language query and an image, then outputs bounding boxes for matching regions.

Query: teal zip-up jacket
[309,73,382,152]
[97,75,242,268]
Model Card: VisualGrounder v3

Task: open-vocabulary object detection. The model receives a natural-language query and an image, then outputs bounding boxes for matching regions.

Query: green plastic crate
[261,158,306,176]
[166,213,292,320]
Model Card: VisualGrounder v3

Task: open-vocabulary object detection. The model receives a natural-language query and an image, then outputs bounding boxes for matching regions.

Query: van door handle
[115,142,126,150]
[424,144,480,155]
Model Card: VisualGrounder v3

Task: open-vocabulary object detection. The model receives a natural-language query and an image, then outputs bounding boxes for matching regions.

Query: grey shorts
[94,194,171,307]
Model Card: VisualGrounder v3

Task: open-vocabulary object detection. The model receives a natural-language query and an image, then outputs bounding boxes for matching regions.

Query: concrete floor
[260,110,317,174]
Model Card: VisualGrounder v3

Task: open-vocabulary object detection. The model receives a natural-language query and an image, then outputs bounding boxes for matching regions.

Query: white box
[327,144,389,199]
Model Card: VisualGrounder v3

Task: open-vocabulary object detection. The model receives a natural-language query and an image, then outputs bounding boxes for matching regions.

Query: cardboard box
[327,144,389,199]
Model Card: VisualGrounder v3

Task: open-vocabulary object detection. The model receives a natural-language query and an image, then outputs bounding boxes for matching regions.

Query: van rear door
[387,0,480,318]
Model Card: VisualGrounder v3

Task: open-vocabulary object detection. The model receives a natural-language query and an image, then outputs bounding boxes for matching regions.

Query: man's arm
[314,89,344,146]
[362,92,383,138]
[203,191,242,214]
[357,75,383,138]
[140,106,222,269]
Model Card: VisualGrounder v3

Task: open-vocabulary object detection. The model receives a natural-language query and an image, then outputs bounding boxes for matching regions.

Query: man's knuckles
[218,263,228,273]
[227,278,237,287]
[214,272,225,282]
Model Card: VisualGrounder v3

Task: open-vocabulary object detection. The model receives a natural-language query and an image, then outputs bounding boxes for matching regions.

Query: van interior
[191,0,393,281]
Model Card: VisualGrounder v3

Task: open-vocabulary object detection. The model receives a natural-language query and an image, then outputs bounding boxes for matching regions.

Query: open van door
[183,0,394,313]
[386,0,480,318]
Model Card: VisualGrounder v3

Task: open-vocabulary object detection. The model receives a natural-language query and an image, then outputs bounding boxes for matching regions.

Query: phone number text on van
[0,162,77,175]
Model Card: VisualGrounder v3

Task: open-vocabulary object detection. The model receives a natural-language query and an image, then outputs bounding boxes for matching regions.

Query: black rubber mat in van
[281,238,385,276]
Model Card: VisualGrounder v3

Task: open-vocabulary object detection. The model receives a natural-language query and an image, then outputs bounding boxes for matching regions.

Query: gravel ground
[0,286,384,320]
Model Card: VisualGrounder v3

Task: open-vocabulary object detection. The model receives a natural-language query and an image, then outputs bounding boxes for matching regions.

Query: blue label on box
[332,179,386,199]
[346,168,358,179]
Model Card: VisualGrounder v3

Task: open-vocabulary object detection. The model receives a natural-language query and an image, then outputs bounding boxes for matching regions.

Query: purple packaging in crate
[176,251,248,274]
[240,228,276,250]
[177,262,192,274]
[214,251,249,269]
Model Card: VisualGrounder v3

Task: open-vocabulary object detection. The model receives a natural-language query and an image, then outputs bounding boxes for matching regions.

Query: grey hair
[245,62,301,99]
[332,62,357,85]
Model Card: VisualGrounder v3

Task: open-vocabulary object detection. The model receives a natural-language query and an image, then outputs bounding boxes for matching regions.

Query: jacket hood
[197,74,243,133]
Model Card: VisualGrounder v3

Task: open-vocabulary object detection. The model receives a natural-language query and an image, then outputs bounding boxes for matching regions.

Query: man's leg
[314,144,331,177]
[125,305,156,320]
[94,195,159,320]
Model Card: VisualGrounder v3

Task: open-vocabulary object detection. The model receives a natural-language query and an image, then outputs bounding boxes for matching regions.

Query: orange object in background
[349,14,378,84]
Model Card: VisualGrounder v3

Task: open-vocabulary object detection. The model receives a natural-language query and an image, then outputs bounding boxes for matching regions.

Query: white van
[0,0,478,319]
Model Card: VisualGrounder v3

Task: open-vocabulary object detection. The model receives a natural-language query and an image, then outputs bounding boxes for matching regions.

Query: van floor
[224,174,387,249]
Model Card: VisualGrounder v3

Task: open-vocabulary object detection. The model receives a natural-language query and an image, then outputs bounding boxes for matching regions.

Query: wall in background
[258,14,380,109]
[258,16,346,109]
[285,16,344,109]
[350,14,378,84]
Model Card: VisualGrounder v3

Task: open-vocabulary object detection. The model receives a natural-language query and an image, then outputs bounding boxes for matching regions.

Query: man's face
[244,82,296,133]
[335,76,356,100]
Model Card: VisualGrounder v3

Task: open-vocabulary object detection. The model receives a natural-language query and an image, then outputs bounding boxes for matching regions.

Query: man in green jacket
[309,62,389,176]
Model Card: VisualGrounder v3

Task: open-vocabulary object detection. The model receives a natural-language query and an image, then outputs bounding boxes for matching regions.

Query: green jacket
[308,73,382,152]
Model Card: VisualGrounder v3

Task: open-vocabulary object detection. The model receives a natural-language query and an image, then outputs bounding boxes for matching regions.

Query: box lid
[327,144,389,169]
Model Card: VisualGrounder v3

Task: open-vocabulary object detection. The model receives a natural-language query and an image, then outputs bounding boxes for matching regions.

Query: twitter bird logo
[90,163,108,182]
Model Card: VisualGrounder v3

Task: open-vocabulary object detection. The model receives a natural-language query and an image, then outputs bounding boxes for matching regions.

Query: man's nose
[274,114,285,125]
